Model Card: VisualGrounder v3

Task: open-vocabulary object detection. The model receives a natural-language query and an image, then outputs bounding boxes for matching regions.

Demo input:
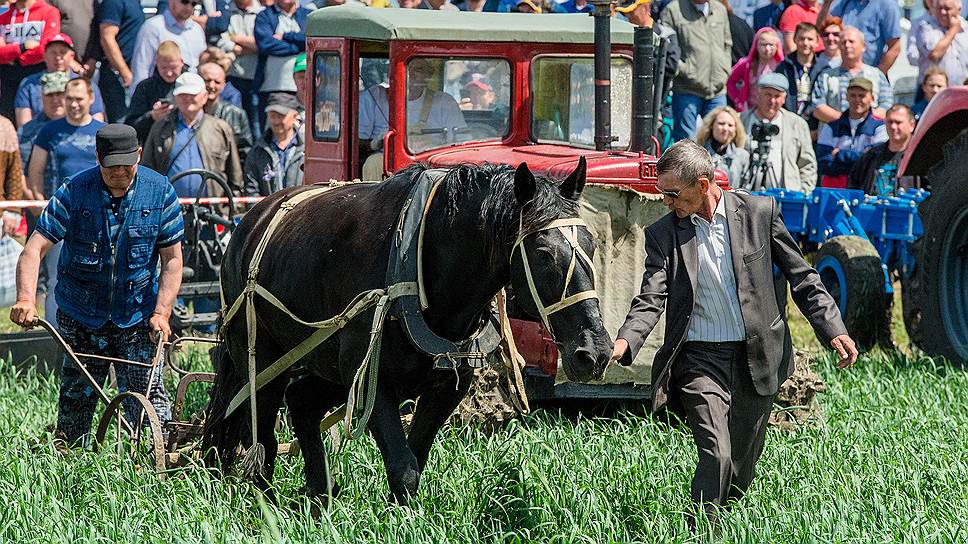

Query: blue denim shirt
[41,166,184,329]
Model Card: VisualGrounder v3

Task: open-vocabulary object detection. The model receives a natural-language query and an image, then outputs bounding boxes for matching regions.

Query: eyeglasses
[179,0,199,5]
[823,31,841,37]
[657,178,703,199]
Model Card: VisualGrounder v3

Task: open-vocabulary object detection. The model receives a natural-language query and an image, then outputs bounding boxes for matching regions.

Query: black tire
[814,235,886,350]
[904,133,968,367]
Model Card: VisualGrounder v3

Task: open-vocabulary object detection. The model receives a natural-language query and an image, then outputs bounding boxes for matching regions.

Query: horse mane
[388,162,577,264]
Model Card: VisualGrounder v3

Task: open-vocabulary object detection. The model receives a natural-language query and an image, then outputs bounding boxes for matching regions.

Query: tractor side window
[531,56,632,149]
[313,53,341,141]
[405,57,510,154]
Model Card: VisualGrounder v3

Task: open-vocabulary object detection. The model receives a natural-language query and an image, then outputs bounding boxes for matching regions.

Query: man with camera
[739,72,817,192]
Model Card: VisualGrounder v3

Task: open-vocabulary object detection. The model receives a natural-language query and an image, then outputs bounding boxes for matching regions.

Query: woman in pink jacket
[727,27,784,112]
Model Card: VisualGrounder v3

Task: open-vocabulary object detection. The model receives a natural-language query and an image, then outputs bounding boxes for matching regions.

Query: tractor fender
[899,86,968,178]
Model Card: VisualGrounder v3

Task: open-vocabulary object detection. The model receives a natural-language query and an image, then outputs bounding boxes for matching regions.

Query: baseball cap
[265,92,301,115]
[173,72,205,95]
[40,71,69,95]
[616,0,649,13]
[464,74,493,93]
[293,53,307,74]
[96,124,140,167]
[516,0,541,11]
[45,33,74,50]
[847,77,873,93]
[757,72,788,92]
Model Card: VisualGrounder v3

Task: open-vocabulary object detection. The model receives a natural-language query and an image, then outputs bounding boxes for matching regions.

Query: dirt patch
[454,367,521,434]
[771,350,827,431]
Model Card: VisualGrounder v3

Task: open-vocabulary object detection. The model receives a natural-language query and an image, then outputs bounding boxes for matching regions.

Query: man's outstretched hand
[610,338,631,366]
[831,334,858,368]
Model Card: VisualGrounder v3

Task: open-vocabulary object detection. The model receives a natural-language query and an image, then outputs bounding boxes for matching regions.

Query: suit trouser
[671,341,774,514]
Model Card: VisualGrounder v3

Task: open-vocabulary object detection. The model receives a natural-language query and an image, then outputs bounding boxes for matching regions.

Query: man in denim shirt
[10,124,184,446]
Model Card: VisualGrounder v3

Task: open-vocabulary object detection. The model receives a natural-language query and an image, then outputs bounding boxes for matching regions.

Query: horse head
[509,157,612,383]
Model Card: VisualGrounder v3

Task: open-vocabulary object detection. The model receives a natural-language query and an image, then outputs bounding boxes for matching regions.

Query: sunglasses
[179,0,200,5]
[823,31,841,37]
[658,178,704,199]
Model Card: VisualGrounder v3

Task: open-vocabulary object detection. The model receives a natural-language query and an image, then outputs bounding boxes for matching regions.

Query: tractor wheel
[814,235,886,350]
[905,133,968,367]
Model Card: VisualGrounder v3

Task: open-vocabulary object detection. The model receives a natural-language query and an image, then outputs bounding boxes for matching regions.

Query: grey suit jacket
[740,108,817,193]
[616,190,846,412]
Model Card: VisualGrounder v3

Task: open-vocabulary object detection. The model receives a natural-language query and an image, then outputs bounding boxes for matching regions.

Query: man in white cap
[739,71,816,192]
[141,71,241,198]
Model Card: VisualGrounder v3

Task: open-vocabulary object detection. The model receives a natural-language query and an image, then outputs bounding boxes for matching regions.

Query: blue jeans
[671,93,727,142]
[98,68,130,123]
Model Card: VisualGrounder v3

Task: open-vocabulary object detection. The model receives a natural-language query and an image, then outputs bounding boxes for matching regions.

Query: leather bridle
[511,217,599,334]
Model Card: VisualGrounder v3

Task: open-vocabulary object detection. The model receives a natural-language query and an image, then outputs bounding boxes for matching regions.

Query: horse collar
[385,169,502,369]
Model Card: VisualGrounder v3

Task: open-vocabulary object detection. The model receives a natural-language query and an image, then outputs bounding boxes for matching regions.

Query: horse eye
[534,246,556,262]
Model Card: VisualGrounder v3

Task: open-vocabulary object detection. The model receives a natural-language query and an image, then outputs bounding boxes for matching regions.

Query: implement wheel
[906,133,968,367]
[93,392,168,479]
[814,235,886,350]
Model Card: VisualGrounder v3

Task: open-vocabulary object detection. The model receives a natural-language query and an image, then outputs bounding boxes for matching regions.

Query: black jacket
[775,55,827,115]
[210,100,253,163]
[616,191,846,412]
[243,128,305,197]
[125,72,176,144]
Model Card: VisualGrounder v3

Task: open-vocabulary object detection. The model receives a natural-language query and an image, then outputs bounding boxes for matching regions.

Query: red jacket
[0,0,61,66]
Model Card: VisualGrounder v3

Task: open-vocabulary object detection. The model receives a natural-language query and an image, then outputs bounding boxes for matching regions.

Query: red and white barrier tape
[1,196,265,209]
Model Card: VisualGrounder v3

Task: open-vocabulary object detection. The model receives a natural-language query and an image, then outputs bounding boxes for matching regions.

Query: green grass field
[1,305,968,543]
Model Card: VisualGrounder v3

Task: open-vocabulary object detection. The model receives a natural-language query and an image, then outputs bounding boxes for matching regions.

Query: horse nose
[570,345,609,382]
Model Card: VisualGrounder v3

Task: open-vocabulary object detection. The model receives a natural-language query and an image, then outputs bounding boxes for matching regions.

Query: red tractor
[897,87,968,368]
[302,5,721,401]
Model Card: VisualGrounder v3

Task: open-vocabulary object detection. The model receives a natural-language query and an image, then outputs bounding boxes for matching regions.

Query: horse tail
[201,330,245,473]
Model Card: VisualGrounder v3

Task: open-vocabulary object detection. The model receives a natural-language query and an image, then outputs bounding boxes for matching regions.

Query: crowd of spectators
[0,0,962,225]
[679,0,962,196]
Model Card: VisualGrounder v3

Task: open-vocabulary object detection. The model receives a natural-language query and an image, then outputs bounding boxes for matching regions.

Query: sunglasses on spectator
[823,31,841,37]
[179,0,200,5]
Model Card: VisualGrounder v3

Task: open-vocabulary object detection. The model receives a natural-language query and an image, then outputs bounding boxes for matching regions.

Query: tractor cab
[303,5,677,190]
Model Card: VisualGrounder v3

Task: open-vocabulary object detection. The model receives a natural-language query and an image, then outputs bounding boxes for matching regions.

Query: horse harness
[218,171,600,470]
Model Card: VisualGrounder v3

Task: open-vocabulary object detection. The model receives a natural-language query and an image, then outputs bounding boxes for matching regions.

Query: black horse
[203,161,612,504]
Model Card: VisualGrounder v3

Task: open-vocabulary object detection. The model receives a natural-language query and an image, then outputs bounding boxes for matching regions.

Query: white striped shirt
[686,196,747,342]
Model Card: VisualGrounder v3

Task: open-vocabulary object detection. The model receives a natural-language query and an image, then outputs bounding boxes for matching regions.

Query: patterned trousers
[55,311,171,446]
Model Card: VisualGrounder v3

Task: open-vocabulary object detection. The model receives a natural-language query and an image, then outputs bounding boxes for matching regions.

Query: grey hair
[655,139,716,185]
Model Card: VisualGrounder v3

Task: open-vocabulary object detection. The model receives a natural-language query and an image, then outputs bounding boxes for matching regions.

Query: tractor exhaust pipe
[630,25,655,153]
[592,0,614,151]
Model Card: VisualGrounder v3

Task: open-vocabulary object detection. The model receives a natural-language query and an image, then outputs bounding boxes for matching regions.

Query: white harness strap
[512,217,599,334]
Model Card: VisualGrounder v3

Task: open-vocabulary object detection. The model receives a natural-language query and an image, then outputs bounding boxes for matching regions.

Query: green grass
[0,285,963,542]
[1,345,967,542]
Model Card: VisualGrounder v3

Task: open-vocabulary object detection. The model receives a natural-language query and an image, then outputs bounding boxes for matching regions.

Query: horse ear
[560,156,587,200]
[514,162,536,205]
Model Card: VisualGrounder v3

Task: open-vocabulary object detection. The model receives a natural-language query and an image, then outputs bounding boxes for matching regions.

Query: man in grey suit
[739,72,817,192]
[611,140,857,520]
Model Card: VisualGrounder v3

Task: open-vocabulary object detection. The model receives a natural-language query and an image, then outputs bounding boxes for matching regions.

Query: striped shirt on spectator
[809,64,893,116]
[686,195,747,343]
[36,170,184,248]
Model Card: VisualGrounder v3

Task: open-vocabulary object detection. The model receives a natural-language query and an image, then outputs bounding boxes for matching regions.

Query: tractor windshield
[531,56,632,149]
[405,57,511,153]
